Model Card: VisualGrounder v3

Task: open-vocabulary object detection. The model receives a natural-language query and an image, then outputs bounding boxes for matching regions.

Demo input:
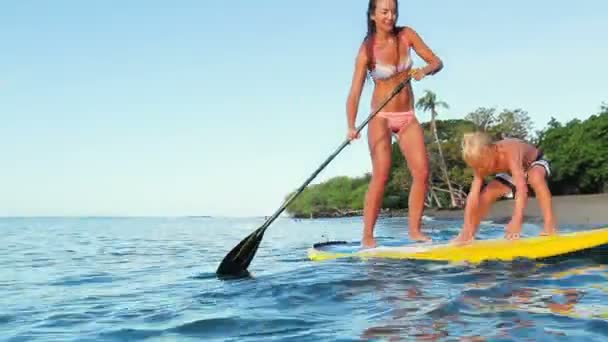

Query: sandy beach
[429,193,608,226]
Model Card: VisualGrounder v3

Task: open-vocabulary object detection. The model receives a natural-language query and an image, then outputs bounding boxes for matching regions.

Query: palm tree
[416,90,458,208]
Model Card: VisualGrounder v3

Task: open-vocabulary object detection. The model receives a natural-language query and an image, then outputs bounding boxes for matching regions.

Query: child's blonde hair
[462,131,493,165]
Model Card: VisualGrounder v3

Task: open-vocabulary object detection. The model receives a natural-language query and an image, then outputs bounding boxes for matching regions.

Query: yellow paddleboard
[308,227,608,264]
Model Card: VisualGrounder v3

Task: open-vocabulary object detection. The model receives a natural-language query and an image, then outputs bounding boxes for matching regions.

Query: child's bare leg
[474,185,509,234]
[528,167,557,235]
[453,181,511,243]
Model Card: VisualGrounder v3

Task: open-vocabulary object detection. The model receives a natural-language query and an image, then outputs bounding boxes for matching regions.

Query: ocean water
[2,215,608,341]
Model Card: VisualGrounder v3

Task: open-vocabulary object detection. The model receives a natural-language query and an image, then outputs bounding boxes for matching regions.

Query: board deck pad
[308,227,608,264]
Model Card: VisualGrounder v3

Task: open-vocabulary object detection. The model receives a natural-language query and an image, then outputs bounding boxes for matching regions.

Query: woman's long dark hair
[364,0,402,71]
[366,0,400,39]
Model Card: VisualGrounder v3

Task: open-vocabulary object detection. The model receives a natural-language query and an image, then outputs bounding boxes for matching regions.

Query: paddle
[215,76,412,277]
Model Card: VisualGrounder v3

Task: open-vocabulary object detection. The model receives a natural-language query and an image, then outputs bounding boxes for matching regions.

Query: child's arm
[462,173,484,235]
[507,150,529,230]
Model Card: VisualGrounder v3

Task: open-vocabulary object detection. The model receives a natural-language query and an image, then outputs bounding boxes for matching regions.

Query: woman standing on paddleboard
[346,0,443,248]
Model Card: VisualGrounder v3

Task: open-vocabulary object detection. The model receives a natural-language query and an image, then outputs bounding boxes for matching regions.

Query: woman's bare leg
[397,119,430,242]
[361,117,393,248]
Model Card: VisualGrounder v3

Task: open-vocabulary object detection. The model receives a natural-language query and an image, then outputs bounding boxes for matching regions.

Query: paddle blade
[216,227,266,276]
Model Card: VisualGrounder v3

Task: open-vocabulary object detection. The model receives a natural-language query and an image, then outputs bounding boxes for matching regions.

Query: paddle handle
[256,78,410,235]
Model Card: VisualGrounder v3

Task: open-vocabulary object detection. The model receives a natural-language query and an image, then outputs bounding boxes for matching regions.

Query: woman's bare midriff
[371,74,415,112]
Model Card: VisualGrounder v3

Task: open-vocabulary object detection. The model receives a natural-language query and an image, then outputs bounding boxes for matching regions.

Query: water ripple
[2,217,608,341]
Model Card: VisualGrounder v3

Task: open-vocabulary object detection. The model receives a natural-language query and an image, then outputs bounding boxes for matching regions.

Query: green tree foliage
[465,107,496,132]
[537,106,608,194]
[493,108,534,140]
[465,107,534,141]
[285,101,608,218]
[285,174,370,218]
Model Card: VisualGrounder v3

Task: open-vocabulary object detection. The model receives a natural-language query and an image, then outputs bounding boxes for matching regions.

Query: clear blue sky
[1,1,607,217]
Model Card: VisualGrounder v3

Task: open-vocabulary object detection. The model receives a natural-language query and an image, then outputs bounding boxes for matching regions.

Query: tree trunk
[424,194,432,208]
[429,184,443,208]
[431,109,457,207]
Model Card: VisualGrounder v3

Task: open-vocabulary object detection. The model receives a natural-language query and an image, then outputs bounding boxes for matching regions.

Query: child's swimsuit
[495,150,552,193]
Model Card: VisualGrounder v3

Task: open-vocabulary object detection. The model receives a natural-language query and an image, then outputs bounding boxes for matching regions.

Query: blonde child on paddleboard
[452,132,558,244]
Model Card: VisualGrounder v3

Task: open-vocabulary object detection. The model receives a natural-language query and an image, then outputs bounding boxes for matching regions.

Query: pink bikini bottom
[377,110,416,133]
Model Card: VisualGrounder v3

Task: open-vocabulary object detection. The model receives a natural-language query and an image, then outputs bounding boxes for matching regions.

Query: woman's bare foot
[361,236,377,249]
[410,231,432,242]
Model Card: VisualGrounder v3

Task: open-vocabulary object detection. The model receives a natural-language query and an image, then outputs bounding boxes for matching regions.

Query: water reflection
[355,256,608,340]
[357,271,458,341]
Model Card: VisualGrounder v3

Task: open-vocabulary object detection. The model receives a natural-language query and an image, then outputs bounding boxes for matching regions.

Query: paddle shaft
[255,78,410,236]
[216,77,412,275]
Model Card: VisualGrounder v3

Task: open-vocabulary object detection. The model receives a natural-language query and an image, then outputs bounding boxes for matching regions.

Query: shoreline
[291,193,608,226]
